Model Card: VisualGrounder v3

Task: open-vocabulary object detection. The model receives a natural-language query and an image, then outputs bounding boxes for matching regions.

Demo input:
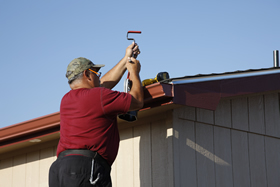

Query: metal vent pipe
[274,50,279,67]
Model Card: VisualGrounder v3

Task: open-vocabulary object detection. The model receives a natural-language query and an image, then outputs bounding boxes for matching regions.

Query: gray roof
[164,67,280,84]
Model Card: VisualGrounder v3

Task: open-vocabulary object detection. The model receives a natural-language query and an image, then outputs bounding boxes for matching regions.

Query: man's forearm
[100,57,127,89]
[128,72,144,111]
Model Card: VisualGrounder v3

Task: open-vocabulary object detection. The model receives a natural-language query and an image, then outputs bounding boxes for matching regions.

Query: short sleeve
[100,87,132,116]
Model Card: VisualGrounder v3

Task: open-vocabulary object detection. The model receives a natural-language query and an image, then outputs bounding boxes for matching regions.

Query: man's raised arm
[100,42,140,89]
[126,57,144,111]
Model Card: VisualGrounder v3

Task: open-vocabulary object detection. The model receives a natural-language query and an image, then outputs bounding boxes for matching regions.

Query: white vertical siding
[196,123,216,187]
[264,93,280,138]
[0,158,13,187]
[39,147,56,187]
[173,92,280,187]
[232,97,249,131]
[133,123,152,187]
[12,155,26,187]
[26,151,40,187]
[265,136,280,187]
[196,108,214,125]
[215,99,231,128]
[151,118,174,187]
[0,143,57,187]
[177,105,196,121]
[248,134,267,187]
[248,95,265,134]
[214,126,233,187]
[112,112,174,187]
[231,130,251,186]
[173,119,197,187]
[1,92,280,187]
[132,127,142,187]
[116,128,134,187]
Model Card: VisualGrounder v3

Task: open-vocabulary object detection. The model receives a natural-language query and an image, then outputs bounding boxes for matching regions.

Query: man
[49,43,143,187]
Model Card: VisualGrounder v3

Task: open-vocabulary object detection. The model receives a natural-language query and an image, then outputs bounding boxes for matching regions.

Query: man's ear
[84,70,91,80]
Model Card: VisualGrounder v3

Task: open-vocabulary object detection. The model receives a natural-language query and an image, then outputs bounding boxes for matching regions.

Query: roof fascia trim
[0,112,60,142]
[172,68,280,85]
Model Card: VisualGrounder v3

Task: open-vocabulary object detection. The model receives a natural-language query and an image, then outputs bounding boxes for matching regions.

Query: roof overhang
[1,68,280,154]
[171,68,280,110]
[0,112,60,154]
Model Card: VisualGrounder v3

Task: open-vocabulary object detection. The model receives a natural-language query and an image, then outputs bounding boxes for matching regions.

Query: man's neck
[71,83,93,90]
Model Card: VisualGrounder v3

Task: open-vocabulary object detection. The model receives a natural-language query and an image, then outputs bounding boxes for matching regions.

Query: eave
[0,112,60,152]
[172,67,280,110]
[1,68,280,154]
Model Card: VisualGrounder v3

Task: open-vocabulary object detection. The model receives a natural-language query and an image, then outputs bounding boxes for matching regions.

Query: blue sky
[0,0,279,128]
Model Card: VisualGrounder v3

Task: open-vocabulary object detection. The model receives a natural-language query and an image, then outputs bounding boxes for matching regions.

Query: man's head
[66,57,104,88]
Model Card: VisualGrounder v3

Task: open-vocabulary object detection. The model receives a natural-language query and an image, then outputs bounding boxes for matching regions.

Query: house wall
[111,111,174,187]
[0,111,175,187]
[0,140,58,187]
[1,92,279,187]
[173,92,280,187]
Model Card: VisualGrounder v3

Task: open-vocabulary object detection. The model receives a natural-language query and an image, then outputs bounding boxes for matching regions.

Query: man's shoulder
[99,87,130,97]
[62,87,129,101]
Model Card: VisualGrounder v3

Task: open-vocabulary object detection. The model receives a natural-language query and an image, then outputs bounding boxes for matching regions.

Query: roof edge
[2,69,280,149]
[0,112,60,142]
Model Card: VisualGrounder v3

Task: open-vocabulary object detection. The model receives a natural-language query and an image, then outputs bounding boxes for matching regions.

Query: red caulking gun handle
[127,31,142,43]
[127,31,142,33]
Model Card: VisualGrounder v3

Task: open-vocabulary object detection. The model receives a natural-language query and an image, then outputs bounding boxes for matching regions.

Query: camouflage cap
[66,57,105,81]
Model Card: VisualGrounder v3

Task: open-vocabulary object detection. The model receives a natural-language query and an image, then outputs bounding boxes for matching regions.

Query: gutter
[2,68,280,149]
[0,112,60,148]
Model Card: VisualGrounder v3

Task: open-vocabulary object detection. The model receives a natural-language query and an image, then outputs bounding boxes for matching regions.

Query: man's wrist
[124,53,132,59]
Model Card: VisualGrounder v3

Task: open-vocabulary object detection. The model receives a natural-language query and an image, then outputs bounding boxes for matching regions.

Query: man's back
[58,87,131,165]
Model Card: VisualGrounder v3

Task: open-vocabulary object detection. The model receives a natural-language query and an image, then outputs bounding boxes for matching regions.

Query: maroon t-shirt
[57,87,132,165]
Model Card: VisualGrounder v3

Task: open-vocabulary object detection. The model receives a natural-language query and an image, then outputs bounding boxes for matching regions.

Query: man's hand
[126,57,141,74]
[125,42,141,58]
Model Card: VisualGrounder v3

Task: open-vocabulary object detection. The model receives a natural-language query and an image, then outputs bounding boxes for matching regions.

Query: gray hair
[67,71,84,84]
